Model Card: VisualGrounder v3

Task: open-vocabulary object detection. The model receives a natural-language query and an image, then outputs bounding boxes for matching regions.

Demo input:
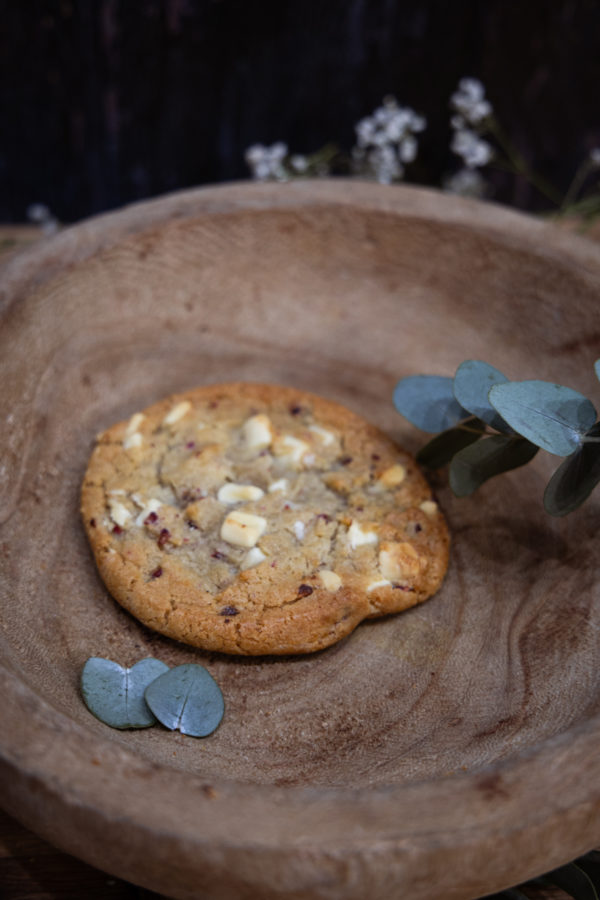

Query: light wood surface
[1,182,600,900]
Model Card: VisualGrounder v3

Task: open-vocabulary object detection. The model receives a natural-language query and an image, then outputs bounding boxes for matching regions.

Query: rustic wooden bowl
[1,181,600,900]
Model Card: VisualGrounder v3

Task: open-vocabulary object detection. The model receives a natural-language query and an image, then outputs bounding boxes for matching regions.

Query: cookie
[81,383,449,655]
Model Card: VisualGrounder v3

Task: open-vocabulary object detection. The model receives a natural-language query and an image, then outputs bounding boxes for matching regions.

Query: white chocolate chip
[108,489,126,496]
[220,510,267,548]
[108,499,131,527]
[318,570,342,591]
[348,520,378,550]
[419,500,438,516]
[125,412,145,437]
[293,520,305,541]
[268,478,289,494]
[240,547,267,570]
[309,424,335,446]
[217,483,265,504]
[378,464,406,489]
[123,431,143,450]
[366,579,392,593]
[273,434,310,466]
[162,400,191,426]
[242,414,273,451]
[135,498,162,526]
[379,541,422,581]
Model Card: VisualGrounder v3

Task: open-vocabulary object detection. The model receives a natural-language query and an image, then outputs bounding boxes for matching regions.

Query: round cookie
[81,383,449,655]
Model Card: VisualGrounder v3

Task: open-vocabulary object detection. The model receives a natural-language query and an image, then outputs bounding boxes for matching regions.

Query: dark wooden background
[1,0,600,224]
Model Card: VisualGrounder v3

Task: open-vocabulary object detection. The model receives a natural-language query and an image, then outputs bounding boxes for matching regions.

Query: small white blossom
[451,128,493,169]
[450,77,492,125]
[353,95,426,184]
[443,167,487,198]
[590,148,600,167]
[26,202,59,235]
[245,142,289,181]
[290,154,309,173]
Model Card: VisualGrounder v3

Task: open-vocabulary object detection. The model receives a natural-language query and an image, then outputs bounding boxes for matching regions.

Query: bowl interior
[2,189,600,798]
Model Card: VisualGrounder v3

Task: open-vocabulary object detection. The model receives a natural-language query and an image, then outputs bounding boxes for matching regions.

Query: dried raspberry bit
[317,513,331,522]
[187,519,199,530]
[144,511,158,525]
[211,550,226,559]
[219,605,239,616]
[151,566,163,579]
[393,583,415,592]
[112,524,123,535]
[296,584,313,597]
[185,440,196,450]
[371,454,380,461]
[157,528,170,548]
[415,523,423,533]
[339,456,353,466]
[89,518,96,528]
[289,405,302,416]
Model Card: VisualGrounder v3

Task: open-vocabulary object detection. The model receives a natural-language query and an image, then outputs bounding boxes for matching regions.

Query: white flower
[451,128,493,169]
[443,167,487,198]
[450,77,492,125]
[353,95,426,183]
[245,142,289,181]
[290,154,309,173]
[590,148,600,167]
[26,203,59,235]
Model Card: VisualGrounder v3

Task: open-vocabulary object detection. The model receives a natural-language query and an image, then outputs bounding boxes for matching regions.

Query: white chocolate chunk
[273,434,309,466]
[125,412,145,437]
[348,520,378,550]
[123,431,143,450]
[135,498,162,526]
[162,400,191,426]
[242,414,273,451]
[309,424,335,446]
[108,499,131,527]
[318,570,342,591]
[378,464,406,489]
[268,478,289,494]
[379,541,422,581]
[366,579,392,593]
[293,520,305,541]
[240,547,267,570]
[221,510,267,548]
[419,500,438,516]
[217,483,265,504]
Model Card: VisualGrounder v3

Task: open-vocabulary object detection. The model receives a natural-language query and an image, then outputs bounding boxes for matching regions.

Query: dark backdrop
[2,0,599,223]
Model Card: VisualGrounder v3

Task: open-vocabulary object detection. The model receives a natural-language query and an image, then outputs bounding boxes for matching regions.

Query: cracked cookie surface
[81,383,449,655]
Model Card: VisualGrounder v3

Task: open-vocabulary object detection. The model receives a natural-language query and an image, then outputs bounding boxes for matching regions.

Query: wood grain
[1,181,600,900]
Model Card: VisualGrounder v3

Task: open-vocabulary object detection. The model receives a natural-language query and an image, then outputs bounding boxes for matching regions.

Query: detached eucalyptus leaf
[489,380,597,456]
[449,434,538,497]
[393,375,469,433]
[453,360,509,431]
[540,862,599,900]
[544,423,600,515]
[81,657,169,729]
[145,663,224,737]
[417,418,485,469]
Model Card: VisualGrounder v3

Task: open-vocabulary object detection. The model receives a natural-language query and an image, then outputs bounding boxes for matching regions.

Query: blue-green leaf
[449,434,539,496]
[453,360,509,430]
[416,418,486,469]
[393,375,469,433]
[145,664,224,738]
[544,422,600,515]
[489,381,597,456]
[595,359,600,383]
[81,657,169,729]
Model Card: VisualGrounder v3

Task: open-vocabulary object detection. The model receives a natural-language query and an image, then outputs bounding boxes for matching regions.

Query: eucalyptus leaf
[393,375,469,433]
[540,862,599,900]
[595,359,600,383]
[489,380,597,456]
[543,422,600,515]
[416,418,486,469]
[453,360,509,430]
[449,434,539,497]
[81,657,169,729]
[145,663,224,737]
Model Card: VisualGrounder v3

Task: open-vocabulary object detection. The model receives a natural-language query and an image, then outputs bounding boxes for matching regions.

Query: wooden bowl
[1,181,600,900]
